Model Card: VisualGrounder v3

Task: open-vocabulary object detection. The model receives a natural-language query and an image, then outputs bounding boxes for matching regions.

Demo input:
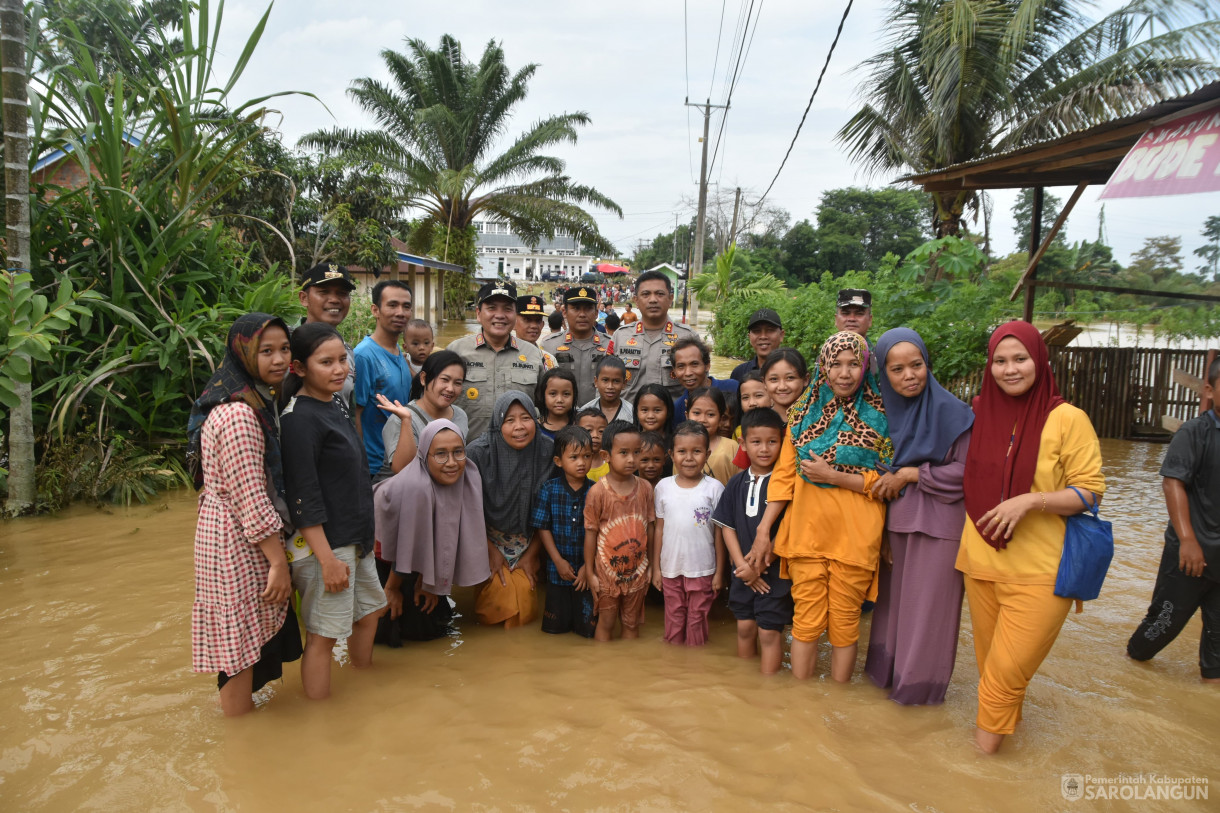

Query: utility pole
[685,97,728,326]
[729,186,742,248]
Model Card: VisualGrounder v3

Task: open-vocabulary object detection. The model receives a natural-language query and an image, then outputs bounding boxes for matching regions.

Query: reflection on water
[2,404,1217,808]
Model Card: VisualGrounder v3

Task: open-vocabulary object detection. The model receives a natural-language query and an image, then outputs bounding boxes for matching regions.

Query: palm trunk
[933,191,964,238]
[2,0,33,515]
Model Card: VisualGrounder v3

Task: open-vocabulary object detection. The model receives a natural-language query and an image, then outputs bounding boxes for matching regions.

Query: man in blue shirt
[670,335,739,427]
[353,279,414,475]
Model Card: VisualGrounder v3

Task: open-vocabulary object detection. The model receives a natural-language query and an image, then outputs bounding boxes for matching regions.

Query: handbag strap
[1067,485,1098,517]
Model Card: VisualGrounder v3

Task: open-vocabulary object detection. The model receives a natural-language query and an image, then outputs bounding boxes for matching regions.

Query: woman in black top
[281,323,387,701]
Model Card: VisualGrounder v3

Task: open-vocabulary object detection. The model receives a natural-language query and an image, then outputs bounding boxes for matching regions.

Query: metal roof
[32,132,144,174]
[899,82,1220,192]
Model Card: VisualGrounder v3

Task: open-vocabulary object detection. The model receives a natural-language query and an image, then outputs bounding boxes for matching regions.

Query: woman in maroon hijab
[956,321,1105,754]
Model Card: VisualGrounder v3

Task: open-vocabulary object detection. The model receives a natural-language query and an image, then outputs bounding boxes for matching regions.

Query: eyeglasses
[430,449,467,464]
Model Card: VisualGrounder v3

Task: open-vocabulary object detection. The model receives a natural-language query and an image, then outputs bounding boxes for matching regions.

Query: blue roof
[396,251,465,274]
[32,132,144,174]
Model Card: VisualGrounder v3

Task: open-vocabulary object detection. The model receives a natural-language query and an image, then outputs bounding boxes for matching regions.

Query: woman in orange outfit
[957,321,1105,754]
[749,331,891,682]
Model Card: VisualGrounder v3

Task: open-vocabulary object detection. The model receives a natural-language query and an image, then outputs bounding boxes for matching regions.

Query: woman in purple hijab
[373,419,491,643]
[864,328,974,705]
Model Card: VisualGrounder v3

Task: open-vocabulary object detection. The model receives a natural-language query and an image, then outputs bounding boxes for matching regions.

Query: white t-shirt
[654,475,725,578]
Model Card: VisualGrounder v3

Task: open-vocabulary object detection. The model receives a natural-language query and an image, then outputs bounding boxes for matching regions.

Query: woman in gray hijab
[465,391,556,589]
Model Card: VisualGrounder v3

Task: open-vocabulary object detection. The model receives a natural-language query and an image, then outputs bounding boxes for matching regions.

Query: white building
[472,217,595,282]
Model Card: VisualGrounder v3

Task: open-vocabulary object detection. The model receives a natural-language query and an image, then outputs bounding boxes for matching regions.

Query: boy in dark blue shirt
[713,407,793,674]
[1128,357,1220,682]
[531,425,596,637]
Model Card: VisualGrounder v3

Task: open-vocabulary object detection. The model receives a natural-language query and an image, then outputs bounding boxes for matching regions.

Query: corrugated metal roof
[899,83,1220,191]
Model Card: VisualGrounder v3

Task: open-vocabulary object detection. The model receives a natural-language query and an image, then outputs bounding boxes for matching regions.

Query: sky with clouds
[214,0,1219,269]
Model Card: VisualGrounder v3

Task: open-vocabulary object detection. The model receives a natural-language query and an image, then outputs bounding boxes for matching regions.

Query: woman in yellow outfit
[957,321,1105,754]
[750,332,891,682]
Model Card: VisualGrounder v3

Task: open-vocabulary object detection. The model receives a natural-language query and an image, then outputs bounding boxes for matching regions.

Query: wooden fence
[943,347,1215,439]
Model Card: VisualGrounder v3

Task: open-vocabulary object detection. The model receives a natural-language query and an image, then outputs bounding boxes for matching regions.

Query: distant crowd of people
[189,264,1219,757]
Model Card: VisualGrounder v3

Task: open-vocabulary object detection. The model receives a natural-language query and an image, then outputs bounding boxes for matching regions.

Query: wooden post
[1012,182,1089,314]
[1205,350,1216,413]
[423,265,432,326]
[437,266,445,327]
[1023,188,1043,323]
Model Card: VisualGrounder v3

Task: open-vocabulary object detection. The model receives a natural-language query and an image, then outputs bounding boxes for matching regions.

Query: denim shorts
[291,544,386,639]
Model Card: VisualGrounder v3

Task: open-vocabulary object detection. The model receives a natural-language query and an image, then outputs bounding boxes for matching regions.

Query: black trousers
[1127,542,1220,679]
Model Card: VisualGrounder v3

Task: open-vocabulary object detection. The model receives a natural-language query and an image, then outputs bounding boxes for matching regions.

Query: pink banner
[1100,105,1220,199]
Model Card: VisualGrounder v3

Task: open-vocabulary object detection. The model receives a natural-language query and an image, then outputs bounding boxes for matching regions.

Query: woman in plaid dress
[188,313,302,716]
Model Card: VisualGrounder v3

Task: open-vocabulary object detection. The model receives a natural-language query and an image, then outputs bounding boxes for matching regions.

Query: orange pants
[785,557,874,646]
[964,576,1072,735]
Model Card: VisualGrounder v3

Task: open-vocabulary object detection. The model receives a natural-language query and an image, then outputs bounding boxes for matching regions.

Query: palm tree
[838,0,1220,236]
[690,243,787,306]
[300,35,623,306]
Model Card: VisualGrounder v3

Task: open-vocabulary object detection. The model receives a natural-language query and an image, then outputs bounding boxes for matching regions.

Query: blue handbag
[1054,486,1113,602]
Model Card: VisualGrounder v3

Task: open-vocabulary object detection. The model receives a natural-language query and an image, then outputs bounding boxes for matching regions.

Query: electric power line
[707,0,728,100]
[753,0,854,208]
[684,1,695,184]
[708,0,762,180]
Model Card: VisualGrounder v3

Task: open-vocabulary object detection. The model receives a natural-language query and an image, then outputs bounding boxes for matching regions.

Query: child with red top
[584,421,656,641]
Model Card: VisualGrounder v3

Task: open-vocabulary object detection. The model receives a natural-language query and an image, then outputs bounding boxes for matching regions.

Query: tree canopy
[301,34,622,292]
[837,0,1220,235]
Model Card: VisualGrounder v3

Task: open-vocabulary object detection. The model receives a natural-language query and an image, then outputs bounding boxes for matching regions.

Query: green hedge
[710,257,1019,381]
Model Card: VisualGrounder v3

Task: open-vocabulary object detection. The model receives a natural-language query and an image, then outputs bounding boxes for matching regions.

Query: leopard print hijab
[787,331,892,487]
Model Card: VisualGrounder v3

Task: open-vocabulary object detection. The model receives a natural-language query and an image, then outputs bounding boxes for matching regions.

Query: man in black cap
[731,308,785,383]
[541,285,609,406]
[836,287,878,373]
[836,288,873,337]
[446,280,546,437]
[298,262,357,404]
[514,293,557,370]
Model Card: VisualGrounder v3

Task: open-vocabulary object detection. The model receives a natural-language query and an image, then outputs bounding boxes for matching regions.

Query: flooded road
[1,327,1216,811]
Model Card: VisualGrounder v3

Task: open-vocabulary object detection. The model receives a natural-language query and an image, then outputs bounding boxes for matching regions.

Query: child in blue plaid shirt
[531,425,597,637]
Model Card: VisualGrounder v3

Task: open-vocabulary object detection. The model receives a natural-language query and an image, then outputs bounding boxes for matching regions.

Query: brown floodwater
[1,328,1216,811]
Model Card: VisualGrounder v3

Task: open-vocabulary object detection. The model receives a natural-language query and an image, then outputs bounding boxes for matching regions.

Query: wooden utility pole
[729,186,742,247]
[685,98,727,326]
[2,0,32,515]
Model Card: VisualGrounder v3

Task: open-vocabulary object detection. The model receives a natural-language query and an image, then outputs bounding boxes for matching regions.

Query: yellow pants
[785,557,874,647]
[964,576,1072,735]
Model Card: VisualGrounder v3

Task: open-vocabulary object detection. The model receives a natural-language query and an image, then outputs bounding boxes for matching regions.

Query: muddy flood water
[2,323,1217,811]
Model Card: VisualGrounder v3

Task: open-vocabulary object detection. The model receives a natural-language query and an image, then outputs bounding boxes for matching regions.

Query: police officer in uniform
[297,262,357,406]
[836,288,878,373]
[540,286,608,406]
[609,269,696,402]
[446,280,546,438]
[514,293,557,370]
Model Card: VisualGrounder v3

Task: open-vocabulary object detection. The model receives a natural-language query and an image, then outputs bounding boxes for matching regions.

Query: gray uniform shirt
[541,329,610,406]
[610,319,698,402]
[446,331,546,438]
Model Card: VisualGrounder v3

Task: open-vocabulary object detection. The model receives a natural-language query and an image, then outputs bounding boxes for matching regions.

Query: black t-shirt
[281,393,375,556]
[712,468,784,552]
[730,358,760,384]
[1159,409,1220,579]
